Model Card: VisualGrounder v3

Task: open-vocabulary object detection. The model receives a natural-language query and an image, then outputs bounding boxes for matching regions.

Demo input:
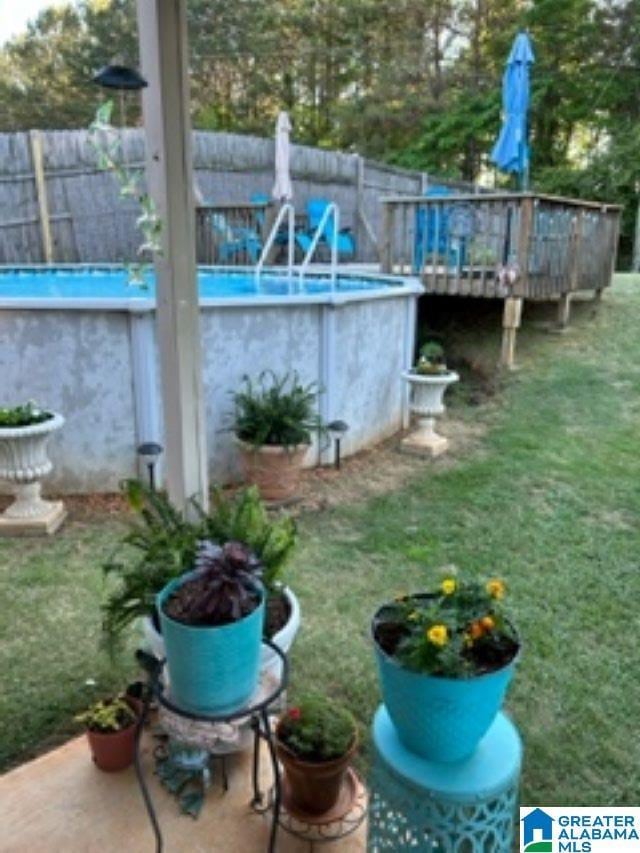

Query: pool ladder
[255,202,339,292]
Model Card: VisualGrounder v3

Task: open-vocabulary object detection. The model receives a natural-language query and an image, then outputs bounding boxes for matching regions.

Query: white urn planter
[401,371,459,457]
[0,413,66,535]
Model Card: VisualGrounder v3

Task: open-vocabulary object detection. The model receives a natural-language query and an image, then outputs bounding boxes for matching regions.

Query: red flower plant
[288,706,302,721]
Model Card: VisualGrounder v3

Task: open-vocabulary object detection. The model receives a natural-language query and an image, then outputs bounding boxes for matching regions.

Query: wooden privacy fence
[381,192,621,300]
[0,127,476,266]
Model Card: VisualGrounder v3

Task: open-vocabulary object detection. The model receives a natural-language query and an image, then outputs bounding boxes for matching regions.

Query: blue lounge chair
[414,185,467,272]
[295,198,356,259]
[212,212,262,264]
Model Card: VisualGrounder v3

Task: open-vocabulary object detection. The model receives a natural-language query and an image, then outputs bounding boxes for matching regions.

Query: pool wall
[1,277,421,493]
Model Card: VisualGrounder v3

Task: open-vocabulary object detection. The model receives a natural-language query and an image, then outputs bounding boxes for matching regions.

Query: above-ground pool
[0,265,423,492]
[0,265,409,303]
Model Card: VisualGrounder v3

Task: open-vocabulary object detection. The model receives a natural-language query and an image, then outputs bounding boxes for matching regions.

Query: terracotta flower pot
[236,439,308,502]
[85,700,140,772]
[275,729,358,816]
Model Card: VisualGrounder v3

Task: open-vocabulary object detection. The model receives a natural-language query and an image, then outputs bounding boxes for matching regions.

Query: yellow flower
[486,579,506,600]
[426,624,449,647]
[481,616,495,631]
[441,578,457,596]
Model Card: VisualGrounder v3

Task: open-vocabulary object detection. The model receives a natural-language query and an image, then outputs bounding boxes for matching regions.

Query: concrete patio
[1,730,367,852]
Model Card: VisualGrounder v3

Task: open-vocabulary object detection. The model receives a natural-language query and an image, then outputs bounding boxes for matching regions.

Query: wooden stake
[29,130,53,263]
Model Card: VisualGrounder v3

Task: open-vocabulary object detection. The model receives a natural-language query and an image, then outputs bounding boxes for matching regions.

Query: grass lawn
[1,275,639,808]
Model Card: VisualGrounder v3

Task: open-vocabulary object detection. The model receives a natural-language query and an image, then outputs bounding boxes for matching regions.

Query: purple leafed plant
[164,540,263,626]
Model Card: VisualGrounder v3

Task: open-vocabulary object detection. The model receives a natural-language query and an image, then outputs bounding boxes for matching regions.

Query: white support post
[318,305,337,466]
[136,0,209,513]
[402,296,418,429]
[129,310,163,484]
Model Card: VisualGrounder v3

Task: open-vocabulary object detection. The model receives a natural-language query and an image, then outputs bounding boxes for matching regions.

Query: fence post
[632,198,640,273]
[381,202,394,273]
[29,130,54,263]
[569,209,584,293]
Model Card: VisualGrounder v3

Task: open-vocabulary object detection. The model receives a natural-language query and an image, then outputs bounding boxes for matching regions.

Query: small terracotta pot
[236,439,308,502]
[85,700,140,772]
[276,728,358,816]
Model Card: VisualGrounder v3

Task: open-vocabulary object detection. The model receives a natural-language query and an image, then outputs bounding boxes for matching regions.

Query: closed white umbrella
[272,111,293,202]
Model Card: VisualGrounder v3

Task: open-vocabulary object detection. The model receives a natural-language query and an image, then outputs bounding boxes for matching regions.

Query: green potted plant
[102,481,298,681]
[275,694,358,816]
[401,342,459,456]
[0,401,66,533]
[372,572,519,762]
[232,371,323,502]
[157,539,265,715]
[75,695,140,772]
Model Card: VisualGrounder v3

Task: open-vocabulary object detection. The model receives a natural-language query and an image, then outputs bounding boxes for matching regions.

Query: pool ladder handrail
[255,203,295,283]
[298,202,338,289]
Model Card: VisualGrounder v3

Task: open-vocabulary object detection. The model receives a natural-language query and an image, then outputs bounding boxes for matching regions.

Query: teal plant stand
[368,706,522,852]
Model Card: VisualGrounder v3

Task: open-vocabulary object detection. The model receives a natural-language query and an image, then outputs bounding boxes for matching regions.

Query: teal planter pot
[158,574,265,716]
[373,609,518,763]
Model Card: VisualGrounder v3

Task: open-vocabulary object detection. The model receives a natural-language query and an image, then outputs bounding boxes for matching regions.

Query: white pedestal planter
[0,413,66,535]
[401,371,459,457]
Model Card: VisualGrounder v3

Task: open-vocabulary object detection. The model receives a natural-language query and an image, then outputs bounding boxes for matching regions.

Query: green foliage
[88,101,162,286]
[375,573,518,678]
[1,0,638,262]
[415,341,447,375]
[277,694,357,762]
[102,481,296,646]
[232,371,323,449]
[75,696,136,733]
[200,486,297,589]
[0,402,52,428]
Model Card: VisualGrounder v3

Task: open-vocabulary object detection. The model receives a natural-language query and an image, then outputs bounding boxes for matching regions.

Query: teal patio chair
[212,212,262,264]
[295,198,356,260]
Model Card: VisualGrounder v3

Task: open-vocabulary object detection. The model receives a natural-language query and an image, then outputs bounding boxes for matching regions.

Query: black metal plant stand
[134,641,289,853]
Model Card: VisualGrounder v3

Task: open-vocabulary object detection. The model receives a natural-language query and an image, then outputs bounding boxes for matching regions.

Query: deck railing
[380,193,621,299]
[195,202,273,265]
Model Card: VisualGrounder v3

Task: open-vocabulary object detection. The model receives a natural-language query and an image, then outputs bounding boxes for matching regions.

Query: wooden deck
[380,192,621,301]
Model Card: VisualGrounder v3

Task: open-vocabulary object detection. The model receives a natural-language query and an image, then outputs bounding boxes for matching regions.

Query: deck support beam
[136,0,209,513]
[500,296,523,369]
[557,292,572,330]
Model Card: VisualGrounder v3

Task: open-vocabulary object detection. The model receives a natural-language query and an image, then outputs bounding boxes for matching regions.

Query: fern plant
[232,371,324,449]
[102,481,296,647]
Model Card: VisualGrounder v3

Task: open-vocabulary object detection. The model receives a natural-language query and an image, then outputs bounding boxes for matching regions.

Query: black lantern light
[92,64,148,91]
[92,62,148,127]
[327,420,349,470]
[137,442,163,491]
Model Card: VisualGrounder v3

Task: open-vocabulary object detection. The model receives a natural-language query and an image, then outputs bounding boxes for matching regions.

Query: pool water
[0,266,401,300]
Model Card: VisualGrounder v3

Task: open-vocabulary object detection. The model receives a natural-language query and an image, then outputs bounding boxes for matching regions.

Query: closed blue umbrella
[491,32,535,188]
